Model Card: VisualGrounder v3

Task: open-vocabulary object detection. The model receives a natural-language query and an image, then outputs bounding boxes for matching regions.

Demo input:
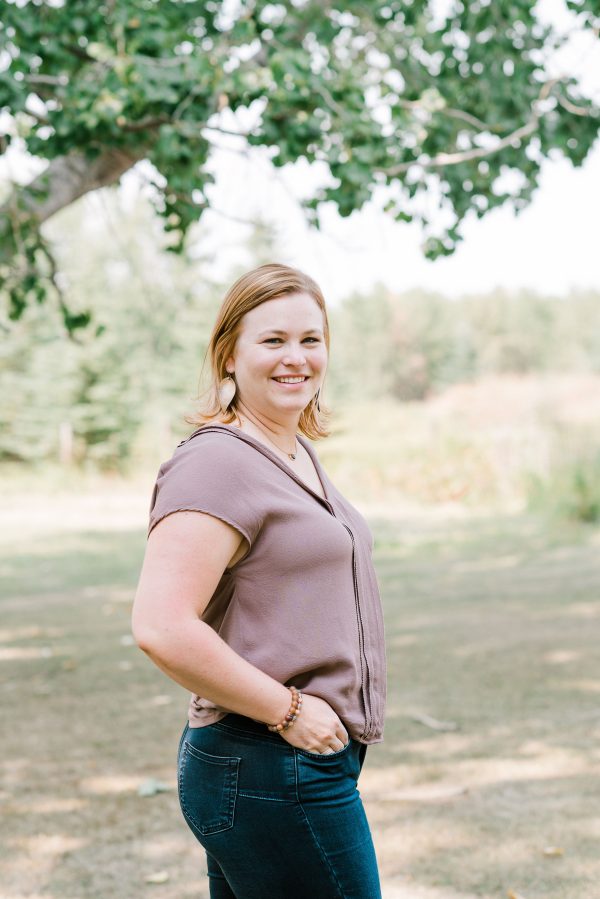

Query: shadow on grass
[1,512,599,897]
[1,529,147,599]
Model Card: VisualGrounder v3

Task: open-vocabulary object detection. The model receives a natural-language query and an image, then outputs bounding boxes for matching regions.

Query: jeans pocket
[295,738,354,760]
[178,740,240,836]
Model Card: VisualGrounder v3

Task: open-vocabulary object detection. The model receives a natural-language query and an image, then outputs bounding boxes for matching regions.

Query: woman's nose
[282,345,307,366]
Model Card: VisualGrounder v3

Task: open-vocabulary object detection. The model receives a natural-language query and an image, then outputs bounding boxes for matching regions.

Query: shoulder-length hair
[186,263,331,439]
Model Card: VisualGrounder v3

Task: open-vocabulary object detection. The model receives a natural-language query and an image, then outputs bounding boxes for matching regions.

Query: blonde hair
[186,263,331,439]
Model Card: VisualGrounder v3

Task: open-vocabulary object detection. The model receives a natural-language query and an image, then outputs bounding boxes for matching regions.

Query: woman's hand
[278,693,349,754]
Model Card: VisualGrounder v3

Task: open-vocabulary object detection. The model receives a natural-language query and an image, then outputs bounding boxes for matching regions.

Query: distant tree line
[329,285,600,403]
[2,200,600,470]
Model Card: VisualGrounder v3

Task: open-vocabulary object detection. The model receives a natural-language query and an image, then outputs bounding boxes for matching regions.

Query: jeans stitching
[292,751,346,899]
[211,721,287,748]
[292,750,347,898]
[183,741,241,766]
[293,746,300,804]
[237,791,295,803]
[178,743,240,836]
[177,722,189,763]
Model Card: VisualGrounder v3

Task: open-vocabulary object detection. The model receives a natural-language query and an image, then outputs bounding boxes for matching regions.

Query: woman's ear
[225,356,235,375]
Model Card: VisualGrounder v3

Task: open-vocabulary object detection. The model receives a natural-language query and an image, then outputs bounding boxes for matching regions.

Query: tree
[1,0,599,330]
[0,190,219,466]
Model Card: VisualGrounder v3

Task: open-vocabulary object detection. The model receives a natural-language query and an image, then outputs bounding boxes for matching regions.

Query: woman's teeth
[273,377,307,383]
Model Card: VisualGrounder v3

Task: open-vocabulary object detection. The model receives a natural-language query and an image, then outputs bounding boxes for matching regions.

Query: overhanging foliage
[1,0,599,330]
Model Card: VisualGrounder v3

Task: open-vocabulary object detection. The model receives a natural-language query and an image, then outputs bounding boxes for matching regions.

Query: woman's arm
[132,511,349,752]
[132,510,293,726]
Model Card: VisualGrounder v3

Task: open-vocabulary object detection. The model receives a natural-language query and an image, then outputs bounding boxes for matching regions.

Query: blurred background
[2,1,600,898]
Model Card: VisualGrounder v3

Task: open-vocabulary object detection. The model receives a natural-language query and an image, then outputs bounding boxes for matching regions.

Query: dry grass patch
[1,490,599,898]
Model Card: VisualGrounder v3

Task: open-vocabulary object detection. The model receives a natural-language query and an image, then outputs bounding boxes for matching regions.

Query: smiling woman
[189,263,332,443]
[222,292,328,441]
[132,263,387,899]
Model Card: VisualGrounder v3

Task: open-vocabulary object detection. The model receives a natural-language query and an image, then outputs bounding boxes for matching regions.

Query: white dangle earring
[218,376,236,413]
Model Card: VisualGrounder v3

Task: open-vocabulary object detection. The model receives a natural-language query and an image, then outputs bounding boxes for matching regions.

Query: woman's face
[225,292,328,420]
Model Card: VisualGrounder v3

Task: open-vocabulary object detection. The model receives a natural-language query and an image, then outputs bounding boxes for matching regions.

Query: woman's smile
[271,375,310,388]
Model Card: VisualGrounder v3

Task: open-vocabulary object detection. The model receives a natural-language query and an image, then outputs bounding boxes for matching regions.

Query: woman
[132,263,387,899]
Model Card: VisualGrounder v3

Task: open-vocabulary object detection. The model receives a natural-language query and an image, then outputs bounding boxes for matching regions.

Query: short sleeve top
[148,423,387,744]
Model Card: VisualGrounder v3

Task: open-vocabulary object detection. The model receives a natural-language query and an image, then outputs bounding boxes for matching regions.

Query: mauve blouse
[147,423,387,744]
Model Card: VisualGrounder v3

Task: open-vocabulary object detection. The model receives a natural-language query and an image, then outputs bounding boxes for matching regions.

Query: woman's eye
[262,336,320,345]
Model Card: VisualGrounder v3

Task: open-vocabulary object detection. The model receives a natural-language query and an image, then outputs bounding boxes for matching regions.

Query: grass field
[1,488,599,899]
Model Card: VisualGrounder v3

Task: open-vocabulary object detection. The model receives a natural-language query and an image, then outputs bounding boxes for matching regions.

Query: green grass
[369,513,600,897]
[1,495,599,898]
[525,448,600,523]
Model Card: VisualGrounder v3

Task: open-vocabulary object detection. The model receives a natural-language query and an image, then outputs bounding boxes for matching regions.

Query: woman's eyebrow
[257,328,323,337]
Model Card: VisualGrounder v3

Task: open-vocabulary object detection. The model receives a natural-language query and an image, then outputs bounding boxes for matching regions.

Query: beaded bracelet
[267,686,303,732]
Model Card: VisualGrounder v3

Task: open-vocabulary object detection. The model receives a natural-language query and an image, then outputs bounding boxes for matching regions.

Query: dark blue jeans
[177,713,382,899]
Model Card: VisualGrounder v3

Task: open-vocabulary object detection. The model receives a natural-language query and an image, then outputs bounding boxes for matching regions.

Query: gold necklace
[249,422,298,460]
[264,431,298,461]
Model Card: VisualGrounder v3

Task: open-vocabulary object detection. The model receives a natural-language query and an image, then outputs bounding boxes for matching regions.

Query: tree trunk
[0,145,147,277]
[17,146,144,224]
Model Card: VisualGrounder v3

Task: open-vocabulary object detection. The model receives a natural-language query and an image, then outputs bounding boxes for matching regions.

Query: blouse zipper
[342,522,373,740]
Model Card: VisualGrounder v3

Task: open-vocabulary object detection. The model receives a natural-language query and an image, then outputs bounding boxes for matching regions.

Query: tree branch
[555,93,598,116]
[23,73,68,86]
[392,95,501,132]
[121,115,170,133]
[439,106,504,132]
[2,146,144,226]
[202,123,252,138]
[62,43,96,63]
[378,78,561,175]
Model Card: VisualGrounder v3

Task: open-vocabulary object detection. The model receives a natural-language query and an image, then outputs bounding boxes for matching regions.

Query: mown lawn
[1,492,599,899]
